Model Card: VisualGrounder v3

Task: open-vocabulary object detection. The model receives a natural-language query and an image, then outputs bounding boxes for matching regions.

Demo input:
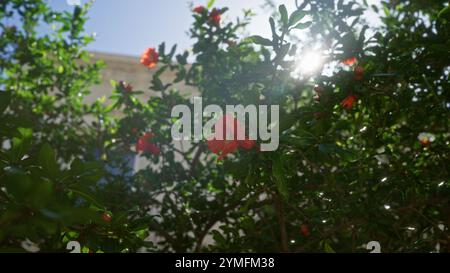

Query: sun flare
[296,51,324,75]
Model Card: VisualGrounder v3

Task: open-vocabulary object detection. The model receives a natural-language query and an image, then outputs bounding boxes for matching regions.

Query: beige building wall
[87,51,198,103]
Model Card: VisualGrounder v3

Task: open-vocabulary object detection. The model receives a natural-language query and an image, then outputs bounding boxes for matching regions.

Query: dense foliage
[0,0,449,252]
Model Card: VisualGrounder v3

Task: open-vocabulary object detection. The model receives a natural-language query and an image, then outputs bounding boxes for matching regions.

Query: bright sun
[296,51,323,75]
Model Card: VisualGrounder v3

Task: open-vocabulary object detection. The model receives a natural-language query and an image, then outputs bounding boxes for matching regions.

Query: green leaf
[69,158,84,175]
[38,143,59,178]
[382,3,390,17]
[279,5,288,27]
[3,171,33,201]
[438,6,450,19]
[69,188,104,209]
[319,143,358,162]
[248,35,273,46]
[289,10,307,26]
[282,135,315,148]
[151,77,164,91]
[0,91,11,114]
[11,128,33,162]
[324,242,336,253]
[109,80,117,88]
[129,215,158,231]
[18,127,33,139]
[207,0,216,9]
[269,17,277,38]
[293,21,312,29]
[272,156,289,200]
[278,43,290,59]
[211,230,226,245]
[334,146,358,162]
[168,44,177,59]
[158,42,166,56]
[176,52,188,65]
[30,180,53,208]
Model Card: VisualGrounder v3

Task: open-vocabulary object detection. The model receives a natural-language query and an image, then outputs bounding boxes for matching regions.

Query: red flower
[208,8,221,25]
[119,81,133,93]
[206,114,255,160]
[193,5,205,13]
[136,132,160,155]
[300,224,310,237]
[341,94,358,110]
[239,139,256,150]
[418,132,435,146]
[140,48,159,69]
[102,212,112,223]
[353,66,364,81]
[342,57,357,66]
[207,139,239,161]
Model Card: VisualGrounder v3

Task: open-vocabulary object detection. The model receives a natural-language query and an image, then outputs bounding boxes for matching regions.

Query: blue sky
[47,0,299,57]
[44,0,380,57]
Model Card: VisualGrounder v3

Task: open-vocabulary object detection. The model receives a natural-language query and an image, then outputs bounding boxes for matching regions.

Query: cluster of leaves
[0,0,154,252]
[0,0,449,253]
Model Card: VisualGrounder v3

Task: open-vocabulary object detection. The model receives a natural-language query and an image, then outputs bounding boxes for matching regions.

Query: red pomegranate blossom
[102,212,112,223]
[208,8,221,25]
[417,132,435,146]
[140,48,159,69]
[136,132,160,155]
[207,139,239,161]
[353,66,364,81]
[193,5,205,13]
[341,94,358,110]
[206,115,256,161]
[300,224,310,237]
[342,57,357,66]
[239,139,256,150]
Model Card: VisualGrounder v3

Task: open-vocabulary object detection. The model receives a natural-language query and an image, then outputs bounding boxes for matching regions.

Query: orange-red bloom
[342,57,357,66]
[300,224,310,237]
[341,94,358,110]
[206,115,255,160]
[418,132,435,146]
[136,132,160,155]
[353,66,364,81]
[239,139,256,150]
[140,48,159,69]
[207,138,239,161]
[193,5,205,13]
[208,8,221,25]
[102,212,112,223]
